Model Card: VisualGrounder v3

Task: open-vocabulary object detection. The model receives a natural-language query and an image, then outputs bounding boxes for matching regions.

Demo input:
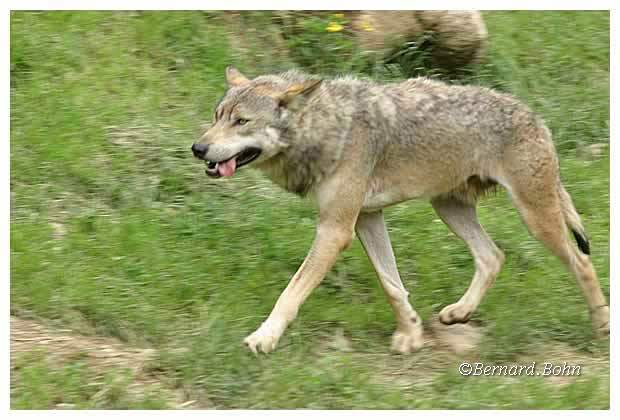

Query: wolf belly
[362,176,437,211]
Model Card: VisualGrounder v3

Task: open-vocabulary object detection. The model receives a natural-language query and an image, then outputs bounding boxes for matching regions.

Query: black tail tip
[572,229,591,255]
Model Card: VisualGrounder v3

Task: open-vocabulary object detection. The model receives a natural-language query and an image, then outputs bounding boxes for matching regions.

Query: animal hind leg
[508,189,609,336]
[431,196,505,325]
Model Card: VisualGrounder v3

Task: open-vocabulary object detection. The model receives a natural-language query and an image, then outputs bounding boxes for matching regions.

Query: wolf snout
[191,143,209,160]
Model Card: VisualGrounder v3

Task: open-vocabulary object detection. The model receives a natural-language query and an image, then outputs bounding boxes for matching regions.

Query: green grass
[11,351,169,409]
[10,11,609,409]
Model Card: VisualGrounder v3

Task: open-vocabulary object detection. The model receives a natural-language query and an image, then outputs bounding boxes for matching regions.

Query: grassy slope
[10,11,609,408]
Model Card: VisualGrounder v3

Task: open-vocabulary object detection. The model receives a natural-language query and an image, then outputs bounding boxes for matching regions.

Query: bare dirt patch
[364,317,608,391]
[10,316,208,409]
[429,317,484,355]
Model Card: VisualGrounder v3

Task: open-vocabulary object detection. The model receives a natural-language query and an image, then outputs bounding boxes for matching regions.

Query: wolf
[191,66,609,354]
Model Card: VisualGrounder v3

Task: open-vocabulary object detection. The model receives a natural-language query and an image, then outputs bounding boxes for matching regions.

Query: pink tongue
[218,158,237,177]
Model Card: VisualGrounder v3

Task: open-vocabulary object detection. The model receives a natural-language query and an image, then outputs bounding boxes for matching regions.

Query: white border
[3,0,618,11]
[2,2,10,417]
[4,1,617,419]
[608,5,618,416]
[1,410,613,419]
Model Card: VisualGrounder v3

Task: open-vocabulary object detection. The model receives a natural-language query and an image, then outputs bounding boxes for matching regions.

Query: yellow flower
[333,13,345,19]
[360,20,374,32]
[326,22,343,32]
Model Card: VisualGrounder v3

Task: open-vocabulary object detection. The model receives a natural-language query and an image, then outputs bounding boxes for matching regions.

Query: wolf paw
[592,305,610,338]
[243,319,285,354]
[391,324,424,354]
[439,302,473,325]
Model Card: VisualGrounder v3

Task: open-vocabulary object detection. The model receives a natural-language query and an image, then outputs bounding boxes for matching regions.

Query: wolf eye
[235,118,249,126]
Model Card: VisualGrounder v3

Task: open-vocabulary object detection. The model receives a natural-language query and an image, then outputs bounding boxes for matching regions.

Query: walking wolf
[192,67,609,354]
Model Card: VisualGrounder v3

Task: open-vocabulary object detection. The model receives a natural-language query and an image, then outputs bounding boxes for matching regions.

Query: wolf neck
[257,78,352,196]
[257,145,327,197]
[258,131,346,197]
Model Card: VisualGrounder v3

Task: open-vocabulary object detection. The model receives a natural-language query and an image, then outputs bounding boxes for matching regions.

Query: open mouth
[204,147,262,178]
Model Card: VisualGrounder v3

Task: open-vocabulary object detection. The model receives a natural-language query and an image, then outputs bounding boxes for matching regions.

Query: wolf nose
[191,143,209,159]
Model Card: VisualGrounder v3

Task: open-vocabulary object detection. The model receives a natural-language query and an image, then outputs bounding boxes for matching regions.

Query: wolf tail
[558,182,590,255]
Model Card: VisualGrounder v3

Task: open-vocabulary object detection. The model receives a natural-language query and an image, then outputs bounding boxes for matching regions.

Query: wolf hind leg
[507,182,609,336]
[431,196,505,325]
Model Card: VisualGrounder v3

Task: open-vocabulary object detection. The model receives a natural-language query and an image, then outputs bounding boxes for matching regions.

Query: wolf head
[192,67,322,178]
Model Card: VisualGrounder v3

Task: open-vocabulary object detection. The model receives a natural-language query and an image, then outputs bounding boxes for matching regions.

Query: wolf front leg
[244,170,366,354]
[355,211,424,354]
[243,220,354,353]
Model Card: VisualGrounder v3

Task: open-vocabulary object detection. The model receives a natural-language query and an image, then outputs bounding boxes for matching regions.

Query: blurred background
[10,11,609,409]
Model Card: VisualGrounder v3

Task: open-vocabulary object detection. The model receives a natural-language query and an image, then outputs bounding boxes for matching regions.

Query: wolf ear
[225,66,250,87]
[277,79,322,108]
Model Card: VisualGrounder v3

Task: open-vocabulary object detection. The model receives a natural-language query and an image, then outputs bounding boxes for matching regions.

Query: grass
[11,350,169,409]
[10,11,609,409]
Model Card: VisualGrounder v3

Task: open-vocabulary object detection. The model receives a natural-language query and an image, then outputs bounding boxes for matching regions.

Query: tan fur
[275,11,487,70]
[351,11,487,69]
